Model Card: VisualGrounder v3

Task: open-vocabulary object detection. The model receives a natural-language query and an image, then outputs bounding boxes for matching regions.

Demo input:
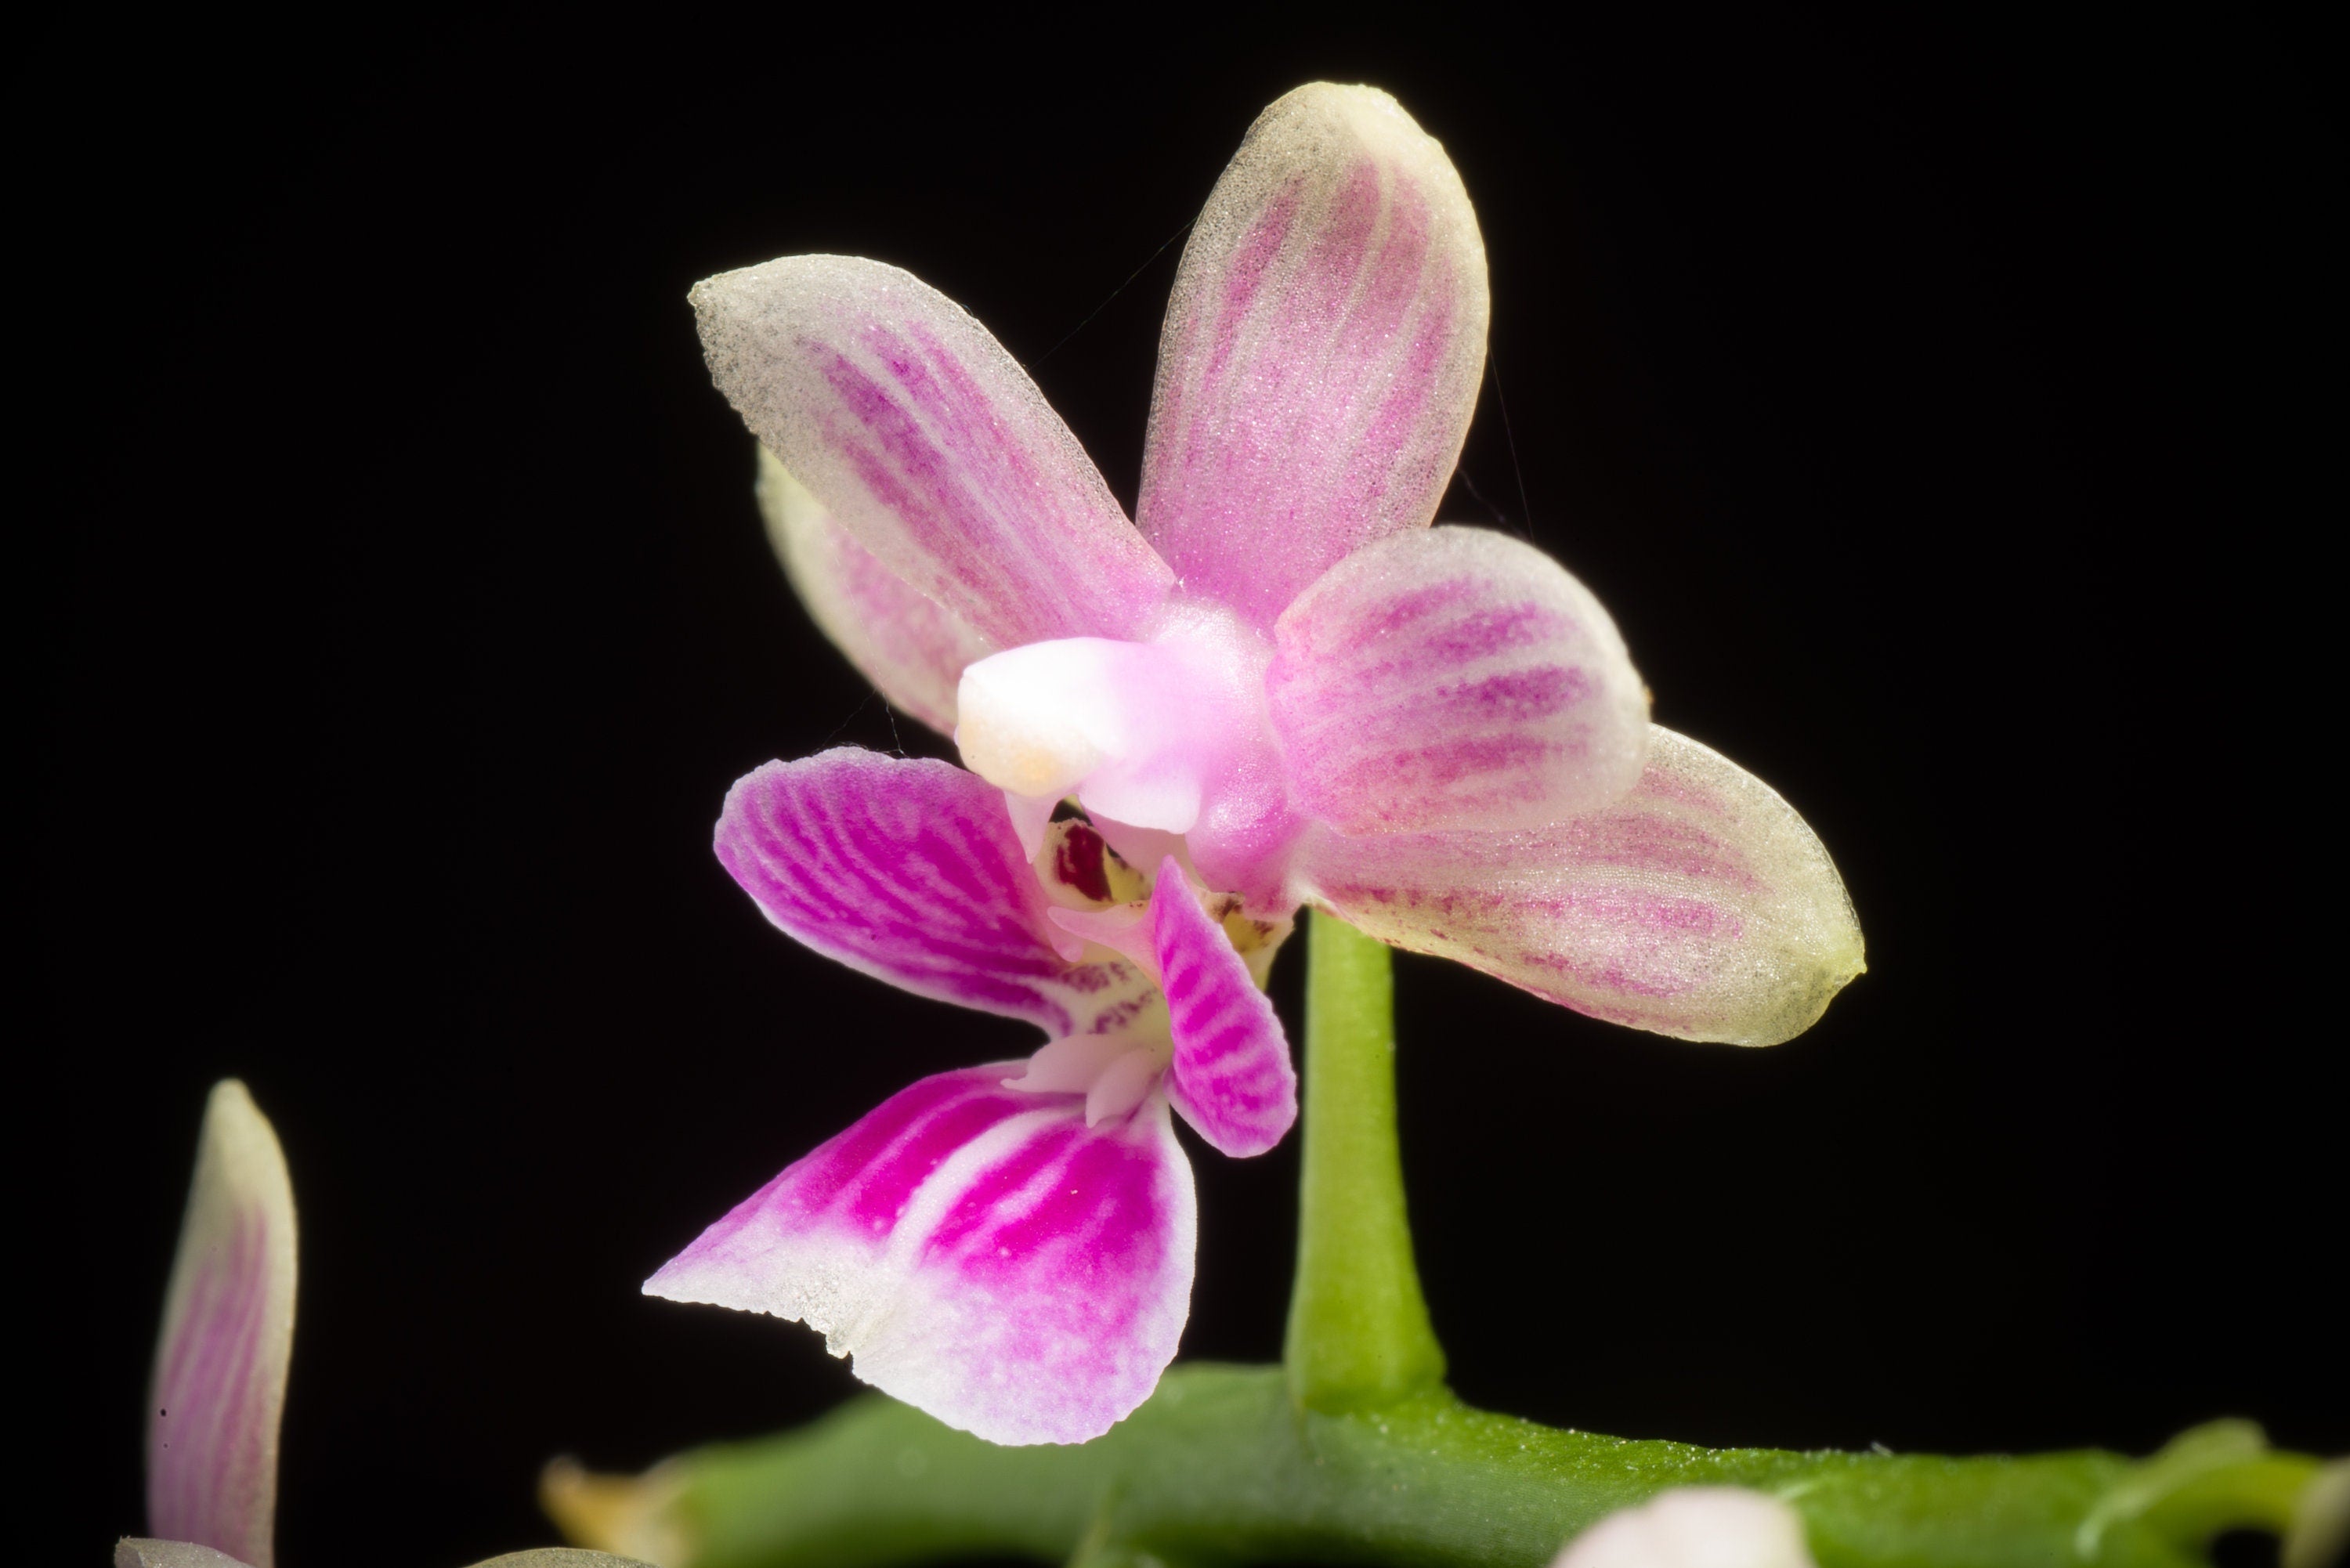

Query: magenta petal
[148,1082,296,1568]
[1269,526,1650,834]
[714,750,1146,1037]
[1300,726,1865,1046]
[645,1066,1195,1446]
[1137,84,1490,630]
[1151,858,1297,1157]
[757,446,996,735]
[692,255,1173,647]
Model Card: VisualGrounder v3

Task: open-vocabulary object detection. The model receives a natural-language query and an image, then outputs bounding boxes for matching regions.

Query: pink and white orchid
[649,83,1864,1447]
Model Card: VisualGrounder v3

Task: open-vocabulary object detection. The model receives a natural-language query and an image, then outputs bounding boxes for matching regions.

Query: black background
[29,10,2342,1567]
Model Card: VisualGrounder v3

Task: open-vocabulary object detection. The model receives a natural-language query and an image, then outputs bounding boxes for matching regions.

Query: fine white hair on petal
[1553,1488,1818,1568]
[1139,81,1491,630]
[148,1081,298,1568]
[755,446,995,735]
[1300,725,1864,1046]
[692,254,1173,649]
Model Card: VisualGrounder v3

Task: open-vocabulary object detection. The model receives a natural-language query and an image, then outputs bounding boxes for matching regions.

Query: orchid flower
[647,82,1864,1447]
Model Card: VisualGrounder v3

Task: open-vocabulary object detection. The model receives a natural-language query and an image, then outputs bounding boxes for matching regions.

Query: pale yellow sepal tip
[540,1456,695,1568]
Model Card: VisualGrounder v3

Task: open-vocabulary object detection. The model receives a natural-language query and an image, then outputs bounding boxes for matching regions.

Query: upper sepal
[146,1082,297,1568]
[1138,83,1489,628]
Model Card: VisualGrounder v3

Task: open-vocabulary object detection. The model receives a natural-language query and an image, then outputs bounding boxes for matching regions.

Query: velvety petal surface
[1150,860,1296,1157]
[148,1081,297,1568]
[756,446,995,734]
[1300,726,1864,1046]
[715,750,1148,1037]
[645,1066,1195,1446]
[694,255,1173,647]
[1269,526,1650,833]
[1137,83,1490,629]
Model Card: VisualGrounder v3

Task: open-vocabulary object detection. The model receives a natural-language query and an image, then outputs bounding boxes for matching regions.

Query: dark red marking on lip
[1054,822,1115,904]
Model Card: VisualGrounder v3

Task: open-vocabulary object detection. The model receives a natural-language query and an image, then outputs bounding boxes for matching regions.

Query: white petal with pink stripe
[692,255,1173,650]
[1269,526,1650,834]
[755,446,996,735]
[1140,83,1490,630]
[646,1067,1194,1446]
[714,750,1153,1038]
[1151,858,1297,1158]
[1301,726,1865,1046]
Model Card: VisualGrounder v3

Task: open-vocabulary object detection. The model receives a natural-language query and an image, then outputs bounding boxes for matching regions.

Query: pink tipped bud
[147,1081,297,1568]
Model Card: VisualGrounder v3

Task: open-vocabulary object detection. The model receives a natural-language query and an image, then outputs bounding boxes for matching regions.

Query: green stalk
[1283,910,1447,1411]
[548,1369,2326,1568]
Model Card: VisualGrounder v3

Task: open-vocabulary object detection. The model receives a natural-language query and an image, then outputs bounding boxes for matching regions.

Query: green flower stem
[1284,909,1447,1411]
[605,1367,2318,1568]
